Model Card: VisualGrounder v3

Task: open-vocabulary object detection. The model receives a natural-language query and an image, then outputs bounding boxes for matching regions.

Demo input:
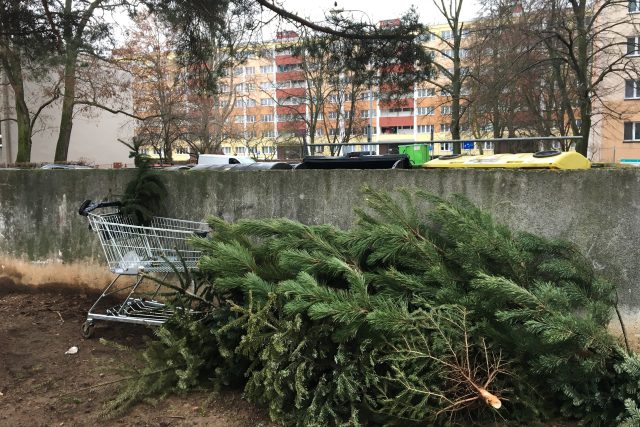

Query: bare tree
[121,14,187,164]
[478,0,640,155]
[0,1,61,163]
[428,0,472,154]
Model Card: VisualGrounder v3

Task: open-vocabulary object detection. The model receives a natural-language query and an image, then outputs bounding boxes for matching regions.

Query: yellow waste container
[423,151,590,170]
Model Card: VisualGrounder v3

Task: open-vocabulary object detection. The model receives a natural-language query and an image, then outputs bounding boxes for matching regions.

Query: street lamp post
[368,85,372,144]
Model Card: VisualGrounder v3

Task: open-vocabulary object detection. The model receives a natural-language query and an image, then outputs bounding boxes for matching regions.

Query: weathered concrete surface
[1,168,639,315]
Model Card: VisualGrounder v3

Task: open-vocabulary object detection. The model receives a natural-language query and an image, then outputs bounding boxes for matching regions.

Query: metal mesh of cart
[88,213,209,275]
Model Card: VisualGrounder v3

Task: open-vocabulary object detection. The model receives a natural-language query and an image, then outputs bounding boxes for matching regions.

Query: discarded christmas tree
[107,187,640,426]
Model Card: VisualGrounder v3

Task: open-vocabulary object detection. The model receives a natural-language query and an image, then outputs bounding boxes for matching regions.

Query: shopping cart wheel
[81,320,95,339]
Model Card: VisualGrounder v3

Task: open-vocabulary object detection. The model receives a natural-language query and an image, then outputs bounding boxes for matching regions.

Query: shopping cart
[78,200,209,338]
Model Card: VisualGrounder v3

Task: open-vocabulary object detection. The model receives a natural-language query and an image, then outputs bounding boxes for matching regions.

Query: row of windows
[224,83,454,100]
[235,106,457,123]
[222,145,276,155]
[229,65,275,76]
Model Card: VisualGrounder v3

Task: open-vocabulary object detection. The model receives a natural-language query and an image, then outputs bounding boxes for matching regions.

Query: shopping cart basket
[78,200,208,338]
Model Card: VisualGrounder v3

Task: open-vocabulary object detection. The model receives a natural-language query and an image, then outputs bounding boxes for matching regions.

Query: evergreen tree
[108,187,640,426]
[118,139,167,225]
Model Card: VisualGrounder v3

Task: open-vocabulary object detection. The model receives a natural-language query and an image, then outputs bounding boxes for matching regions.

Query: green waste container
[399,144,430,166]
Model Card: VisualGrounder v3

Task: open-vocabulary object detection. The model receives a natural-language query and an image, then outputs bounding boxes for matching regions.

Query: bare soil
[0,279,275,427]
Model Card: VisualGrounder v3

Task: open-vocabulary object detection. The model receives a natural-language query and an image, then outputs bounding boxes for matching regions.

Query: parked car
[191,154,256,170]
[40,164,93,169]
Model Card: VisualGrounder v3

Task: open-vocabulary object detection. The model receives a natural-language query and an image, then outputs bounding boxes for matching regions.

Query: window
[176,146,188,155]
[440,142,452,151]
[628,37,640,55]
[246,99,256,106]
[441,123,451,132]
[417,107,435,115]
[220,84,230,93]
[235,83,245,92]
[261,98,275,106]
[625,80,640,99]
[441,89,450,96]
[329,128,340,136]
[483,141,494,150]
[281,96,302,105]
[417,88,435,97]
[441,105,452,115]
[361,126,375,135]
[260,82,275,91]
[278,113,295,122]
[235,98,245,107]
[262,130,277,138]
[236,146,247,154]
[624,122,640,140]
[277,63,302,72]
[245,66,255,75]
[276,47,292,56]
[235,115,244,123]
[361,110,376,118]
[260,65,274,74]
[222,146,231,154]
[328,95,340,103]
[328,111,338,119]
[442,49,455,58]
[246,115,255,123]
[630,0,639,12]
[418,124,434,134]
[246,83,256,92]
[262,114,274,122]
[361,91,376,100]
[233,67,243,76]
[441,30,453,40]
[263,146,275,154]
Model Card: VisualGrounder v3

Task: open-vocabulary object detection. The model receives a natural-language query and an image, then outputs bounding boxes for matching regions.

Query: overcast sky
[279,0,483,25]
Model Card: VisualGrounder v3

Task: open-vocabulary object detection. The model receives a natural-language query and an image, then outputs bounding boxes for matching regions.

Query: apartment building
[244,25,479,158]
[131,22,483,161]
[589,2,640,163]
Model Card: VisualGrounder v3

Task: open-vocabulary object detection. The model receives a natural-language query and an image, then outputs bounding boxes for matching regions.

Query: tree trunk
[2,51,32,163]
[577,104,590,156]
[54,49,78,162]
[574,0,589,157]
[14,94,32,163]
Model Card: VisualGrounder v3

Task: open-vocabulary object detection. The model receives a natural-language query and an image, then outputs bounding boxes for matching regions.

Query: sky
[279,0,483,26]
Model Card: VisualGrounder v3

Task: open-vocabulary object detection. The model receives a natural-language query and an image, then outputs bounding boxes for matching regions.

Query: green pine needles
[118,138,167,225]
[108,187,640,426]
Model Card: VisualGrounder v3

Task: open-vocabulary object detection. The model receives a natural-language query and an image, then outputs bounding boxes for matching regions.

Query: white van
[197,154,256,165]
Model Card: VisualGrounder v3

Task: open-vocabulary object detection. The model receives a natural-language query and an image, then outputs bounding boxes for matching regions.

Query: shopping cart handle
[78,200,122,216]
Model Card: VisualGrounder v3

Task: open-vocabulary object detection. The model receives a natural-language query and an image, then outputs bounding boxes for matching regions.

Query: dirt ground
[0,279,276,427]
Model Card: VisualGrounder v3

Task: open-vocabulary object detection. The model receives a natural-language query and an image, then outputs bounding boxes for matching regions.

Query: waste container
[423,151,590,170]
[399,144,430,166]
[297,154,412,169]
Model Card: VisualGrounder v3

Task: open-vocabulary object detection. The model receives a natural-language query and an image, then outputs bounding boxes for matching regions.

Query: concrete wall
[1,168,640,333]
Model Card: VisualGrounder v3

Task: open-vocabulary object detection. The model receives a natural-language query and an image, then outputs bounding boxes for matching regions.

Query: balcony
[379,109,414,117]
